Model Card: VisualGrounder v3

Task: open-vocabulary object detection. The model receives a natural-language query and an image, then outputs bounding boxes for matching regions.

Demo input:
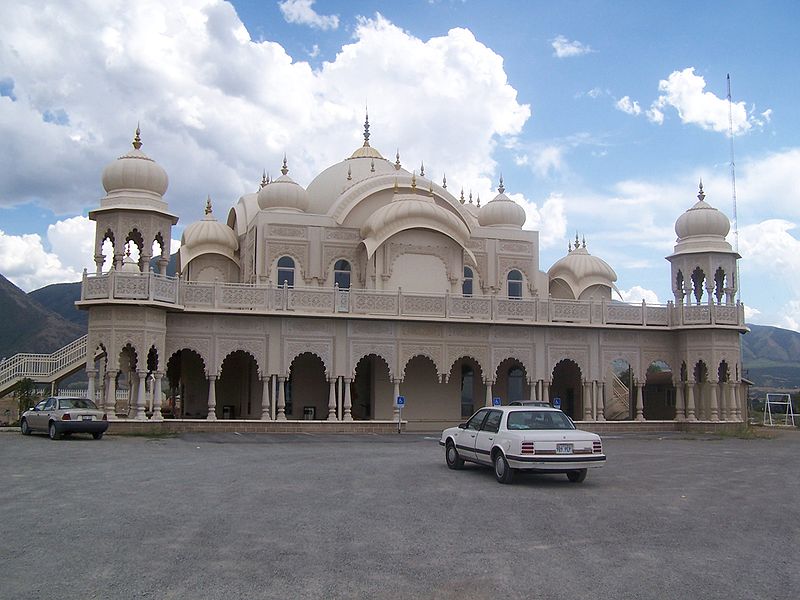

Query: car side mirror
[457,423,467,429]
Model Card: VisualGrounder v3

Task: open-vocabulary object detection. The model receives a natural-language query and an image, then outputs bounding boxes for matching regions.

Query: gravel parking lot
[1,429,798,600]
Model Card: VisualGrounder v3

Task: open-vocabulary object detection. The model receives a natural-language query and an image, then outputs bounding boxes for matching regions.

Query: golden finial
[205,195,213,216]
[442,173,447,189]
[281,154,288,176]
[363,109,371,147]
[132,123,142,150]
[395,149,401,170]
[411,171,417,192]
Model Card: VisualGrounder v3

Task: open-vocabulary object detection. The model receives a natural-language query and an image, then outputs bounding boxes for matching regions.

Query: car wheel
[566,469,587,483]
[493,451,514,484]
[20,419,31,435]
[92,432,104,440]
[48,422,60,440]
[445,441,464,470]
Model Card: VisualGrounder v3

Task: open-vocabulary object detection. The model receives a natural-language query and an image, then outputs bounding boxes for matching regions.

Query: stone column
[94,254,104,275]
[206,375,217,421]
[151,372,164,422]
[276,376,286,420]
[260,375,271,421]
[327,377,338,421]
[542,380,550,404]
[597,381,606,421]
[733,382,742,421]
[709,379,719,421]
[583,382,593,421]
[635,382,645,421]
[685,379,697,421]
[674,382,685,421]
[485,380,493,407]
[105,370,118,420]
[134,371,148,420]
[87,369,97,405]
[343,377,353,421]
[393,379,401,421]
[725,381,735,421]
[127,371,137,418]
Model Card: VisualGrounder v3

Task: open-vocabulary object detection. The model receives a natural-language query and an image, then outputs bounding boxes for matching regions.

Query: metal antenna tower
[727,73,741,303]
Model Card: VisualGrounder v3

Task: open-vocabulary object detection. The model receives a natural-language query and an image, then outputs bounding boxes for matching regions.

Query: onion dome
[548,235,618,298]
[101,126,168,198]
[180,197,239,263]
[361,173,473,259]
[257,156,309,212]
[671,182,734,256]
[119,250,141,273]
[477,177,526,228]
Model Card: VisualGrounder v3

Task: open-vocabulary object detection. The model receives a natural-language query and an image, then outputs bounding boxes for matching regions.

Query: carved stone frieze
[492,346,534,379]
[165,336,212,373]
[285,338,332,375]
[401,322,443,338]
[349,321,395,337]
[447,345,489,374]
[498,257,531,283]
[548,347,589,378]
[499,241,532,254]
[445,323,489,339]
[492,326,531,341]
[285,319,334,336]
[325,228,361,241]
[268,225,306,239]
[400,343,444,378]
[215,336,267,376]
[350,342,396,378]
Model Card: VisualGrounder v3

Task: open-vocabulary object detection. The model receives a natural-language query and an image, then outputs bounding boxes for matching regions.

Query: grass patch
[714,425,776,440]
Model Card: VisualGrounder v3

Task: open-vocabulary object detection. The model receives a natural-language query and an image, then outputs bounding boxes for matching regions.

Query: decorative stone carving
[548,347,589,378]
[286,319,334,336]
[269,225,306,238]
[165,336,212,373]
[288,289,335,312]
[400,343,444,378]
[447,345,489,374]
[215,337,266,376]
[285,339,332,375]
[325,228,361,241]
[492,326,531,341]
[350,342,396,378]
[352,292,398,315]
[449,296,491,318]
[492,347,533,379]
[349,321,395,336]
[446,323,490,339]
[498,257,532,284]
[401,295,446,317]
[401,322,443,338]
[499,241,532,254]
[466,239,485,251]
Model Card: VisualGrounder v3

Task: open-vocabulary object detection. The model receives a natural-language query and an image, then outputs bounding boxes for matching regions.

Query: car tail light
[61,413,71,421]
[102,414,107,421]
[592,441,602,453]
[521,441,535,455]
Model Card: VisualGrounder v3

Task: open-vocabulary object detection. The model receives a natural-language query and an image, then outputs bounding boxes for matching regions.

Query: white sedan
[439,406,606,484]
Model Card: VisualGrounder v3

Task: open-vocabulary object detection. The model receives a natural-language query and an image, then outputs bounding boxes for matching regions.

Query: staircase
[0,335,92,397]
[605,373,631,420]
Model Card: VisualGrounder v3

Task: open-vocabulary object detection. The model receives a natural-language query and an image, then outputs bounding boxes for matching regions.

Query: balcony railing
[79,271,746,329]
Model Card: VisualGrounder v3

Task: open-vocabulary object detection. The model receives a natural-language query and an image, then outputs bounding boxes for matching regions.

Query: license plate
[556,443,573,455]
[82,416,93,421]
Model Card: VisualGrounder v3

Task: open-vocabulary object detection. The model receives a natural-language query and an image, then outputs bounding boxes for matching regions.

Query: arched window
[507,269,522,299]
[508,367,524,402]
[462,267,473,297]
[334,259,351,289]
[277,256,295,288]
[461,365,474,417]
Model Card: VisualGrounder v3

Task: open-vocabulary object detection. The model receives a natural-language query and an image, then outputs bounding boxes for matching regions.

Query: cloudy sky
[1,0,798,329]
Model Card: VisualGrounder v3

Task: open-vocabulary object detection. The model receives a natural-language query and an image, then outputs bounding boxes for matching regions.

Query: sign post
[395,395,405,433]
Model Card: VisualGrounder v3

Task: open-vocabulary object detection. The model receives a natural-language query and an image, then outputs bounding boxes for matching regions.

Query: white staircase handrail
[0,334,88,390]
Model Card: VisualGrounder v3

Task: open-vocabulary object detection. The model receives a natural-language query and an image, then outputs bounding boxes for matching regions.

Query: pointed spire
[459,188,465,204]
[568,240,572,252]
[575,232,580,248]
[370,158,375,173]
[411,171,417,192]
[363,109,371,147]
[698,178,705,201]
[442,173,447,189]
[393,177,399,194]
[205,195,213,216]
[395,149,401,170]
[420,161,425,177]
[429,181,434,197]
[347,165,352,181]
[469,191,473,204]
[267,172,271,184]
[582,235,586,249]
[498,174,505,194]
[260,170,268,189]
[281,154,288,176]
[132,123,142,150]
[476,193,481,208]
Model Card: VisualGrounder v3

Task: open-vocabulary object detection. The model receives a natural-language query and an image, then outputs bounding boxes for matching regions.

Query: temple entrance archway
[352,354,392,420]
[551,359,582,420]
[607,359,634,421]
[218,351,261,420]
[166,349,207,418]
[495,358,529,405]
[287,353,327,420]
[400,355,441,425]
[643,360,674,420]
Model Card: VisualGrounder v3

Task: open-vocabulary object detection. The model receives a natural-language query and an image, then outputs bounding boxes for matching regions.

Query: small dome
[181,197,238,255]
[101,127,168,197]
[675,183,731,239]
[119,252,140,273]
[257,158,309,212]
[349,112,383,160]
[548,238,617,298]
[477,178,526,228]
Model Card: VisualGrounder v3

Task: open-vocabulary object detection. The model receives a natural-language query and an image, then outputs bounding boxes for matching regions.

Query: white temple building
[75,120,747,430]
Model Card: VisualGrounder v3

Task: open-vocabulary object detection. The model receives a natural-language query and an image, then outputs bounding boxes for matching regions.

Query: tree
[14,377,37,421]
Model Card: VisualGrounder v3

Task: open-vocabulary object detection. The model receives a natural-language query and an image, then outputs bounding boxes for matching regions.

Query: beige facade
[78,123,747,430]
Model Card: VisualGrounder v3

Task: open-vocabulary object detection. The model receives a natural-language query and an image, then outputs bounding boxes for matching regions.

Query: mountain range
[1,270,798,392]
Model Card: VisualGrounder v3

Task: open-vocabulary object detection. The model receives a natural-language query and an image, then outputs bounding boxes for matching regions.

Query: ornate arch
[214,338,266,377]
[446,346,489,379]
[549,348,588,380]
[602,349,640,380]
[350,343,395,379]
[285,339,332,376]
[165,337,212,376]
[491,347,533,382]
[400,344,444,380]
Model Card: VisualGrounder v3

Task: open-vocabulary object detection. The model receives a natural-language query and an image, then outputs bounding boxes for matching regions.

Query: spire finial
[411,170,417,192]
[460,188,465,204]
[395,149,401,170]
[281,154,288,176]
[370,158,375,173]
[363,109,371,147]
[420,161,425,177]
[442,173,447,189]
[498,174,505,194]
[476,193,481,207]
[469,190,473,204]
[568,240,572,252]
[132,123,142,150]
[347,165,352,181]
[582,235,586,249]
[429,181,434,197]
[393,177,399,194]
[698,178,705,201]
[260,170,268,189]
[575,232,580,248]
[205,195,213,216]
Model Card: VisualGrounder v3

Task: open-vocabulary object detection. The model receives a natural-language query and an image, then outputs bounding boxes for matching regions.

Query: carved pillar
[276,376,286,420]
[206,375,217,421]
[583,381,593,420]
[151,372,164,422]
[94,254,104,275]
[260,375,271,421]
[542,380,550,404]
[393,379,401,421]
[343,377,353,421]
[674,381,685,421]
[685,379,696,421]
[635,382,645,421]
[105,370,118,419]
[485,380,493,407]
[133,371,147,420]
[87,369,97,405]
[709,379,719,421]
[734,382,742,421]
[597,381,606,421]
[327,377,338,421]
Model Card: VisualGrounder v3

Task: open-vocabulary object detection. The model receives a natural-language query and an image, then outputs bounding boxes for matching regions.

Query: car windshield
[506,410,575,431]
[58,398,98,410]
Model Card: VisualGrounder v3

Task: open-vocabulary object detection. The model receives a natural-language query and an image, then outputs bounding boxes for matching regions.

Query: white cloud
[646,106,664,125]
[615,96,641,116]
[278,0,339,30]
[551,35,594,58]
[618,286,661,304]
[650,67,761,134]
[516,145,565,178]
[0,228,83,291]
[517,193,567,249]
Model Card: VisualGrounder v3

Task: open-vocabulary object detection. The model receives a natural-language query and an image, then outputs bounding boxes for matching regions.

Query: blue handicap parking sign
[492,397,502,406]
[396,395,405,407]
[553,397,561,408]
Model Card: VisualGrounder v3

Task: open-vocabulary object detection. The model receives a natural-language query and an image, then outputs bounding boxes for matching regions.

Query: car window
[43,398,56,411]
[34,400,47,411]
[482,410,502,433]
[466,410,488,431]
[59,398,97,410]
[506,410,575,431]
